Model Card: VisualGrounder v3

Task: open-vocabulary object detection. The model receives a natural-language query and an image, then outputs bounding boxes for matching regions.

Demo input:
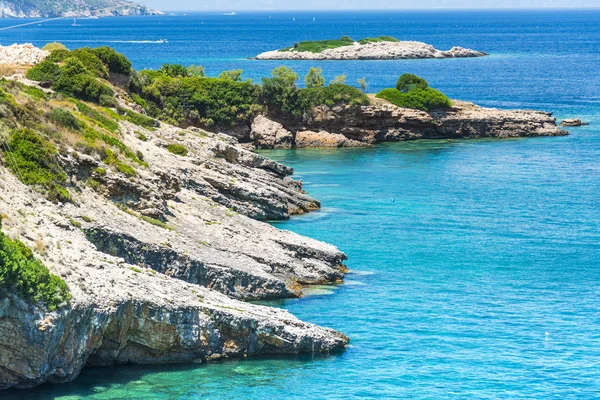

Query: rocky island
[255,36,487,60]
[0,44,567,391]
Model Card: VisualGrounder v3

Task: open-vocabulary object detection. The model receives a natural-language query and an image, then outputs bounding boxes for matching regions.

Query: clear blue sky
[146,0,600,11]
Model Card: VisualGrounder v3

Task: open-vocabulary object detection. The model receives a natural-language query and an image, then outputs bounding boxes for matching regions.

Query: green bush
[71,48,109,78]
[376,87,451,112]
[158,64,189,78]
[45,49,70,62]
[0,217,71,311]
[2,128,70,202]
[304,67,325,88]
[50,108,83,131]
[25,60,62,82]
[281,36,355,53]
[166,143,188,156]
[53,58,114,103]
[396,73,429,92]
[76,101,119,132]
[42,42,68,52]
[91,46,132,75]
[117,107,157,129]
[358,36,400,45]
[218,69,243,82]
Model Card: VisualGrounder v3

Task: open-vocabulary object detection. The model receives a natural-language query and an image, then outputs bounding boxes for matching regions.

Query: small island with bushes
[255,36,487,60]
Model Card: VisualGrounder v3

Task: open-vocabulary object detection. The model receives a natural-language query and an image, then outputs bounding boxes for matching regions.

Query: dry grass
[0,64,29,77]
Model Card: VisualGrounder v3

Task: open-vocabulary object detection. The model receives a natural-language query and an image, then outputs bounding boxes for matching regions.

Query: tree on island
[305,67,325,88]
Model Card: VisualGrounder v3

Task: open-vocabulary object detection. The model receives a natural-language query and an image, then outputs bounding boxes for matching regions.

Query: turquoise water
[4,10,600,399]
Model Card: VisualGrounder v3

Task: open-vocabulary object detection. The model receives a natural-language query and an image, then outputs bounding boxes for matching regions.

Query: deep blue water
[3,10,600,399]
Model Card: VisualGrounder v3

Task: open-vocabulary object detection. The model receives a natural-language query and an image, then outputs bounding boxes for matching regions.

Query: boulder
[250,115,293,149]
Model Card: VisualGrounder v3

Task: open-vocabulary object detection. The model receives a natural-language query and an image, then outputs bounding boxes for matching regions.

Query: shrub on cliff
[376,87,451,112]
[53,58,114,103]
[70,48,109,78]
[304,67,325,88]
[91,46,132,75]
[300,83,370,108]
[3,128,71,203]
[42,42,67,52]
[396,73,429,92]
[0,216,71,311]
[50,108,83,131]
[26,60,62,82]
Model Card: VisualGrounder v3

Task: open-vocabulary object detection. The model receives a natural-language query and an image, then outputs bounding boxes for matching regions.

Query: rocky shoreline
[248,100,569,149]
[0,83,348,390]
[255,41,487,60]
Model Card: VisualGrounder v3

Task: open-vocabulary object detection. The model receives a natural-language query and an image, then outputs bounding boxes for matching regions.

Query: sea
[2,9,600,399]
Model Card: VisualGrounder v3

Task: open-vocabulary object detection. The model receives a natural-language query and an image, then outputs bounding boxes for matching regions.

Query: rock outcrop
[560,118,589,127]
[255,41,487,60]
[250,115,293,149]
[0,44,49,65]
[0,83,347,390]
[248,100,568,149]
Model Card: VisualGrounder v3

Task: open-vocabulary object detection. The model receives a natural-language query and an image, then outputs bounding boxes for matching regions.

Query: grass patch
[357,36,400,45]
[166,143,188,156]
[140,215,173,230]
[376,88,451,112]
[280,36,355,53]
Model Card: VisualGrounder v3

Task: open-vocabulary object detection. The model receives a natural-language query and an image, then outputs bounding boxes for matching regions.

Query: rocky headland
[0,76,347,390]
[249,100,568,149]
[255,41,487,60]
[0,0,161,18]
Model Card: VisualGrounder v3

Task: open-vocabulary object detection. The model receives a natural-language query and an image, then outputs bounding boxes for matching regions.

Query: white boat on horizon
[158,38,168,43]
[223,12,237,16]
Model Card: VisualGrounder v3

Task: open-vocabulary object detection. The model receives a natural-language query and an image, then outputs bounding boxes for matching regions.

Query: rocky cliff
[249,100,569,149]
[0,78,347,390]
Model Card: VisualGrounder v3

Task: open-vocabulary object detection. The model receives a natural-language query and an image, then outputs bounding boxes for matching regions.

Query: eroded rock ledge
[255,41,486,60]
[0,103,347,390]
[249,100,569,149]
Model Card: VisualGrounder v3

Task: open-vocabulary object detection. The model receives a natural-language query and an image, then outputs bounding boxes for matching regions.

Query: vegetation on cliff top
[376,74,452,112]
[278,36,400,53]
[0,216,71,311]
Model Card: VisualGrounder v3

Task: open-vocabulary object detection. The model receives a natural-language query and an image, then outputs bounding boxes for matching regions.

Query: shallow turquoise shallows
[3,9,600,399]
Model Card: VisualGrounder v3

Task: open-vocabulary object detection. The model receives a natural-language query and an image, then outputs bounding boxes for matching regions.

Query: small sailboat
[158,38,168,43]
[71,17,79,27]
[292,17,296,22]
[312,17,316,23]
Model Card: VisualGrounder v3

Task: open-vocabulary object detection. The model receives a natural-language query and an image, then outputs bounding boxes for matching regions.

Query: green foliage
[45,49,70,62]
[300,83,370,108]
[25,60,61,82]
[136,70,262,128]
[262,66,300,116]
[0,217,71,311]
[187,65,205,78]
[376,87,452,112]
[75,101,119,132]
[139,215,172,230]
[90,46,132,75]
[70,48,109,78]
[53,58,114,103]
[42,42,67,52]
[2,128,71,202]
[158,64,189,78]
[304,67,325,88]
[116,162,136,177]
[281,36,355,53]
[357,77,367,92]
[396,73,429,92]
[117,107,157,129]
[218,69,243,82]
[50,108,82,131]
[330,74,347,85]
[358,36,400,45]
[166,143,188,156]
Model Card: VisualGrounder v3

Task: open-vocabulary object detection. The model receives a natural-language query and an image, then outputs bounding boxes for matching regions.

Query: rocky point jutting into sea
[0,43,568,391]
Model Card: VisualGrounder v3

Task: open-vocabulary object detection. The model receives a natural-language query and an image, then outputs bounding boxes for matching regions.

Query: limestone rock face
[270,100,568,146]
[0,43,49,65]
[255,40,487,60]
[0,105,347,390]
[250,115,294,149]
[295,130,364,148]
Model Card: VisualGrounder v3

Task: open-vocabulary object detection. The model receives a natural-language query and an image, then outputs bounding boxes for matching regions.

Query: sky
[146,0,600,11]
